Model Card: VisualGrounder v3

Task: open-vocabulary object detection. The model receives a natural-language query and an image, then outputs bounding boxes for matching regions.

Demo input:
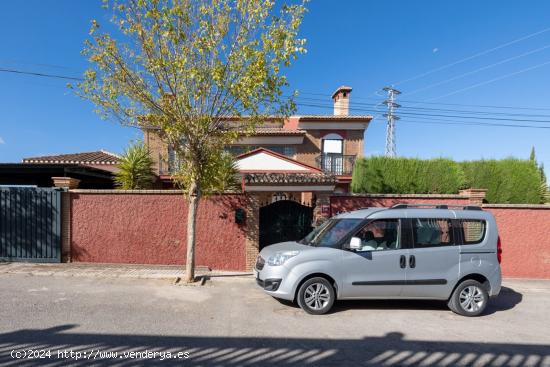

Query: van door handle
[409,255,416,268]
[399,255,406,269]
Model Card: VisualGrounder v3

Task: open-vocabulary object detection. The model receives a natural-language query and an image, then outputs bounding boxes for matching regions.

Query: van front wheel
[297,277,335,315]
[448,279,488,316]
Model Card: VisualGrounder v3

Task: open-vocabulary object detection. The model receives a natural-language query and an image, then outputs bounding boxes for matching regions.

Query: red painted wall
[331,196,550,279]
[331,196,470,215]
[485,207,550,279]
[70,193,248,271]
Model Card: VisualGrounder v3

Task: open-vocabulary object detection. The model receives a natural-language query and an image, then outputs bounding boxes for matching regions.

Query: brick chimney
[332,86,352,116]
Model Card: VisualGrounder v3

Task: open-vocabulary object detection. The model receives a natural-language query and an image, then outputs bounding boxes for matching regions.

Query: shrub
[115,141,155,189]
[351,156,465,194]
[351,156,545,204]
[460,159,544,204]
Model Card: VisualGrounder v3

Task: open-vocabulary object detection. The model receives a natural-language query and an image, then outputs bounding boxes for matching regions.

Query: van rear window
[460,220,486,244]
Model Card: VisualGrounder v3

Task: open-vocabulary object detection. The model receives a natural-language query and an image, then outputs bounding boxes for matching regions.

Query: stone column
[244,193,261,271]
[313,192,332,227]
[60,192,71,262]
[459,188,488,206]
[52,177,81,189]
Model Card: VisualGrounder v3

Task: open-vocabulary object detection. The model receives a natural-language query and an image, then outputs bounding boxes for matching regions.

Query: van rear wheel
[297,277,335,315]
[448,279,488,317]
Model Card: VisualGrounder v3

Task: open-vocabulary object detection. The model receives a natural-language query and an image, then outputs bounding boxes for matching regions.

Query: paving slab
[0,262,246,280]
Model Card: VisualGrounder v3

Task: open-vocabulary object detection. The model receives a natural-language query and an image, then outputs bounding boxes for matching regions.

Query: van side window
[353,219,400,251]
[460,220,486,244]
[412,218,454,248]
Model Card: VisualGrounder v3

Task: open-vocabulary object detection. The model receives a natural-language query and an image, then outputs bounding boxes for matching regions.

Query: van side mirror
[349,237,362,250]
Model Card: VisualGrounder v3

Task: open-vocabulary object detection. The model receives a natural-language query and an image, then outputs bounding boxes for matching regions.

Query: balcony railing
[158,157,182,176]
[315,154,356,176]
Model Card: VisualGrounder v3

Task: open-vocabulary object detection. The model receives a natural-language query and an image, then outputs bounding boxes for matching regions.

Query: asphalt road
[0,272,549,366]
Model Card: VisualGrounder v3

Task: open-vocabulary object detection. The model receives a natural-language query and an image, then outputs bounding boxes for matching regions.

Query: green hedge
[460,159,543,204]
[351,156,545,204]
[351,156,465,195]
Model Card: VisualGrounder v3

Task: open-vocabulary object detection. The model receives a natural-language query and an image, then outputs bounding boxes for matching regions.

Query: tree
[528,146,549,203]
[114,141,155,189]
[75,0,307,282]
[539,163,549,204]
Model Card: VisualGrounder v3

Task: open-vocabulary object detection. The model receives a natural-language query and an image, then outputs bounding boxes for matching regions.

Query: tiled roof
[22,150,120,165]
[244,172,336,185]
[247,128,306,136]
[297,115,372,121]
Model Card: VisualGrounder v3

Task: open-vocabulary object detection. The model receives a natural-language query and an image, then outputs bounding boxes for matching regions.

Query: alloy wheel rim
[304,283,330,310]
[459,285,485,313]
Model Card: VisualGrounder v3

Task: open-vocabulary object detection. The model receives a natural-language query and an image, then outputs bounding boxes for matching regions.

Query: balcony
[315,154,356,176]
[158,158,182,176]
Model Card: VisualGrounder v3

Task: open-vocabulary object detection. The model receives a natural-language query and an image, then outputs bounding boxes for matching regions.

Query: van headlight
[267,251,300,266]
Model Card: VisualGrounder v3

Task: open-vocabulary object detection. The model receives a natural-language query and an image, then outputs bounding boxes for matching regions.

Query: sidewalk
[0,262,250,280]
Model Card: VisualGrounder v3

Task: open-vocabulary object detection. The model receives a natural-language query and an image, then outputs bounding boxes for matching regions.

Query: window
[412,218,454,248]
[352,219,400,251]
[322,133,344,154]
[300,218,362,248]
[267,146,296,157]
[322,140,343,154]
[225,146,247,156]
[225,146,296,157]
[460,220,486,245]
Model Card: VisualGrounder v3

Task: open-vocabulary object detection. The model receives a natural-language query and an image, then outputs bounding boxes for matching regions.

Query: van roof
[334,204,492,220]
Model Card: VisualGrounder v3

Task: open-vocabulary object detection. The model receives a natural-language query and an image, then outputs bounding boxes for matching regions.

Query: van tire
[297,277,335,315]
[448,279,488,317]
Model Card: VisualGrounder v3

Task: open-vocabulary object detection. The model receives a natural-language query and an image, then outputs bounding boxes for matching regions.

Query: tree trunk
[185,180,200,283]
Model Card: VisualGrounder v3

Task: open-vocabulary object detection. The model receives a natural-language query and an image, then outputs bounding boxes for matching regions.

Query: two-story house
[143,86,372,195]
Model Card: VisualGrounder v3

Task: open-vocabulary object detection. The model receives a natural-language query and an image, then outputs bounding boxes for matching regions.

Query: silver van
[254,204,502,316]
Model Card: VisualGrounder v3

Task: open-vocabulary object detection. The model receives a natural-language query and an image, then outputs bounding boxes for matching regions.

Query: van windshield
[300,218,362,248]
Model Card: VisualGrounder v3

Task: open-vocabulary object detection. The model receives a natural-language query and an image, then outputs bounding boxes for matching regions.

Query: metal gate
[0,187,62,262]
[259,200,313,250]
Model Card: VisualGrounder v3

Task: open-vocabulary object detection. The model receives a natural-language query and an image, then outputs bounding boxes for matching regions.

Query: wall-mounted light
[235,208,246,225]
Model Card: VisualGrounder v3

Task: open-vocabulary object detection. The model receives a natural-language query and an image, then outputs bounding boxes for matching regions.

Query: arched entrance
[259,200,314,250]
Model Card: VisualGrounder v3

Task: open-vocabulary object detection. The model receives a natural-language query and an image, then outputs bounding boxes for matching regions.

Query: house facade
[143,86,372,194]
[140,86,373,252]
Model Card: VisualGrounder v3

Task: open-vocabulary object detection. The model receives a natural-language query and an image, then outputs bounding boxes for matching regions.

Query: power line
[390,26,550,86]
[4,64,550,115]
[403,43,550,97]
[297,92,550,115]
[0,68,84,81]
[294,95,550,119]
[395,105,550,119]
[400,117,550,130]
[426,58,550,101]
[3,65,550,130]
[380,98,550,111]
[292,101,550,125]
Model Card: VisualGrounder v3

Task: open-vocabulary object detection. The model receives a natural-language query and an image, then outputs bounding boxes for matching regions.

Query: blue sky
[1,0,550,170]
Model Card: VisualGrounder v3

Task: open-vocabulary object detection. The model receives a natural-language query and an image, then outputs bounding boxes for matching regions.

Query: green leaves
[114,141,155,189]
[352,156,465,195]
[352,156,547,204]
[76,0,307,198]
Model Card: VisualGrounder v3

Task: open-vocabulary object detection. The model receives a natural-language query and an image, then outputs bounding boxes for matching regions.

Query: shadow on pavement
[485,286,523,315]
[0,325,547,366]
[279,286,523,316]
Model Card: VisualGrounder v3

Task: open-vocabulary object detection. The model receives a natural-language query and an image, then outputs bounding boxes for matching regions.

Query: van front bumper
[254,263,297,301]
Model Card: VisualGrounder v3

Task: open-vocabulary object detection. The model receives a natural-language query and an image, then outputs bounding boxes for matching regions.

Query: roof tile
[22,150,120,165]
[244,172,336,185]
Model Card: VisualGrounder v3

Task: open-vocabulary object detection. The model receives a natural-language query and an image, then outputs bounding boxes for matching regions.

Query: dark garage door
[0,187,61,262]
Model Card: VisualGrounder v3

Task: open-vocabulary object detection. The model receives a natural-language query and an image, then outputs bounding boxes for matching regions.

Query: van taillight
[497,236,502,264]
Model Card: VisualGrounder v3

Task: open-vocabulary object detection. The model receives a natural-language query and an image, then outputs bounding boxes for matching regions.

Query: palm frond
[114,141,155,189]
